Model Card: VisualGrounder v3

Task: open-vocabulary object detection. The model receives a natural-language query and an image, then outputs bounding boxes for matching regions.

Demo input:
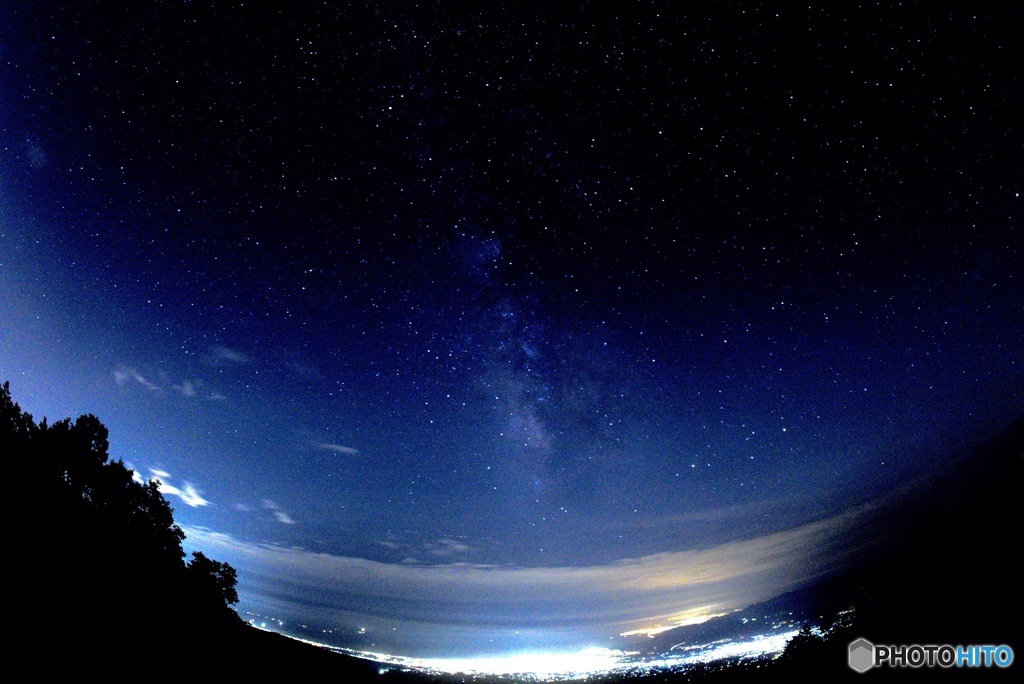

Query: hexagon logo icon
[849,638,875,673]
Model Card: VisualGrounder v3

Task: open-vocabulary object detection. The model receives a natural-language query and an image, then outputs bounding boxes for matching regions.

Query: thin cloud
[115,369,223,402]
[162,482,212,508]
[273,510,296,525]
[262,499,296,525]
[428,538,474,556]
[145,469,211,507]
[211,346,250,365]
[114,368,162,392]
[317,442,361,456]
[172,380,199,397]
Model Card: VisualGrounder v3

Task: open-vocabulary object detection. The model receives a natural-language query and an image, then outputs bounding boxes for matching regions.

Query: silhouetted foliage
[4,381,241,667]
[188,550,240,607]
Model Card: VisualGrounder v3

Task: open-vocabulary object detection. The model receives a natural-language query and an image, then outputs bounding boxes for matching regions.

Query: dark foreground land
[8,378,1020,680]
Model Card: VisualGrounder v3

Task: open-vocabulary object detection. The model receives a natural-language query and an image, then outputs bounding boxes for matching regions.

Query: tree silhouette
[4,381,240,664]
[189,550,240,608]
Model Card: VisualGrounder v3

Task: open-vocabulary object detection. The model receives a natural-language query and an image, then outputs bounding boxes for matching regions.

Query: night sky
[2,1,1021,659]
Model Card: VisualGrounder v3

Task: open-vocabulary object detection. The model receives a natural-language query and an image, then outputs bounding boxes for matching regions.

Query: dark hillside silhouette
[764,411,1022,681]
[4,381,410,678]
[848,412,1022,647]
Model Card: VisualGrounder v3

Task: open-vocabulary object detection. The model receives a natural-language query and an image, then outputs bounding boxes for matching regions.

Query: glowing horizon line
[251,623,800,680]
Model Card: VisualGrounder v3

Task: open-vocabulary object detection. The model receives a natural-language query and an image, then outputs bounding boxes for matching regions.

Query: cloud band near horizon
[182,501,878,658]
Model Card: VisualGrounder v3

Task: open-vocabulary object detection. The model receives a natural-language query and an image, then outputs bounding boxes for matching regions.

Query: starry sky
[2,1,1022,659]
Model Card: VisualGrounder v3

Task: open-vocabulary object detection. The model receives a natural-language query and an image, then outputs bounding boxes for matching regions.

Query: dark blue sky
[2,1,1021,658]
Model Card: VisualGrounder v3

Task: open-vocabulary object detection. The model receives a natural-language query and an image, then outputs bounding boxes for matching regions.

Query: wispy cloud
[173,378,226,401]
[172,380,199,397]
[115,368,224,401]
[211,345,250,365]
[114,368,162,392]
[142,469,211,507]
[273,510,295,525]
[427,538,474,556]
[317,442,361,456]
[161,481,211,508]
[262,499,296,525]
